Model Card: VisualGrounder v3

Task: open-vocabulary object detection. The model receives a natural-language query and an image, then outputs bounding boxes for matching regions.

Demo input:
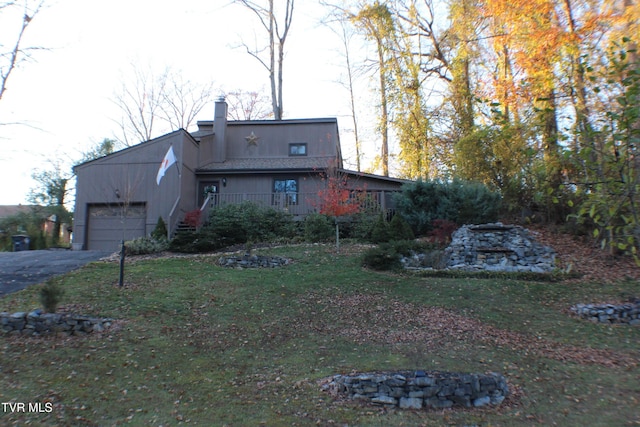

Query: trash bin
[11,235,30,252]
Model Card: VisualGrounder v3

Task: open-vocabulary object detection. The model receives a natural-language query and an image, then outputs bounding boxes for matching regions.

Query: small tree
[40,279,64,313]
[151,216,168,241]
[316,170,363,251]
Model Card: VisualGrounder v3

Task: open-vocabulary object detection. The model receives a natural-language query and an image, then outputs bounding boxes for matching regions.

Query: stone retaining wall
[1,310,114,336]
[323,370,509,410]
[571,302,640,325]
[443,223,556,273]
[218,254,290,268]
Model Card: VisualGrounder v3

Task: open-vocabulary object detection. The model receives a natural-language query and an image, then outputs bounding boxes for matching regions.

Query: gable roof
[197,156,337,173]
[73,129,195,172]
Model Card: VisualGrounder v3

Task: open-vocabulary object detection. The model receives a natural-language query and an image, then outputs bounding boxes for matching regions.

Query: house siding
[72,100,408,251]
[73,130,198,250]
[224,120,340,162]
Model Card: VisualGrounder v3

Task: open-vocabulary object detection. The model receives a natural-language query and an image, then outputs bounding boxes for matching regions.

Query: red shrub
[429,219,457,245]
[184,210,202,228]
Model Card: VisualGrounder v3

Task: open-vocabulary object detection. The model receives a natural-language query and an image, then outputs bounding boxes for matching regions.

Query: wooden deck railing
[202,190,397,218]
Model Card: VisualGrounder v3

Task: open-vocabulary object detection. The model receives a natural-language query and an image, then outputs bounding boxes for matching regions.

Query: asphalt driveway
[0,250,111,297]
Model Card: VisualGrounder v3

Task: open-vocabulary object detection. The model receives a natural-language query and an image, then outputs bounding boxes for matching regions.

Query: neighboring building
[0,205,71,249]
[72,99,408,251]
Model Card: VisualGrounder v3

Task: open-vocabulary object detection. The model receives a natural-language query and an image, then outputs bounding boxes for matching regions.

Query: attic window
[289,143,307,156]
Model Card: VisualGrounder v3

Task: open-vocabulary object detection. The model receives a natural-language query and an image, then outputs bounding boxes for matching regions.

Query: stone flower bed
[1,310,114,336]
[322,370,509,410]
[571,302,640,325]
[218,254,290,268]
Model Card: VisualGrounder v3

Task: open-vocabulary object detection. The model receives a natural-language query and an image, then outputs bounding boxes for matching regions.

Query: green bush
[389,214,415,241]
[303,213,334,242]
[370,213,392,243]
[361,240,427,271]
[169,230,221,253]
[125,236,169,255]
[206,202,295,243]
[362,242,402,271]
[394,178,501,235]
[349,211,378,241]
[40,280,64,313]
[151,217,168,241]
[170,202,296,253]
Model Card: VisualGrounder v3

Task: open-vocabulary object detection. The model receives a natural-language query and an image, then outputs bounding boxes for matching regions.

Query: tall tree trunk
[378,39,389,177]
[542,89,560,184]
[562,0,602,180]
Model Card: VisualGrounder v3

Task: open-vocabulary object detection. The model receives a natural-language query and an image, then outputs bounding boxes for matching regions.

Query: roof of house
[0,205,40,218]
[340,169,412,185]
[192,117,339,138]
[197,156,337,173]
[73,129,195,171]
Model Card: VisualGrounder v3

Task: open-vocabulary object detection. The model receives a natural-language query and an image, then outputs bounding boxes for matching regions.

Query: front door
[198,181,219,208]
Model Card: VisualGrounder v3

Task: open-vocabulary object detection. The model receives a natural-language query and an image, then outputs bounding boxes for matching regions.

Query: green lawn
[1,244,639,426]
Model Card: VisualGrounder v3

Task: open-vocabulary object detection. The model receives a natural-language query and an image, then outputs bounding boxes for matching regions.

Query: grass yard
[1,244,639,426]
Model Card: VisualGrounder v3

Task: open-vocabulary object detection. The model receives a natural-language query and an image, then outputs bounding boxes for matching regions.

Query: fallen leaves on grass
[302,293,639,368]
[530,226,640,284]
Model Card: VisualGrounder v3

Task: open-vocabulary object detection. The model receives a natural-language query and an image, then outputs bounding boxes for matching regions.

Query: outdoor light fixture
[114,189,121,199]
[222,178,227,187]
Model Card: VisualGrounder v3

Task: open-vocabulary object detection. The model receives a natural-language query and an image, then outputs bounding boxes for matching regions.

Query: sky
[0,0,378,206]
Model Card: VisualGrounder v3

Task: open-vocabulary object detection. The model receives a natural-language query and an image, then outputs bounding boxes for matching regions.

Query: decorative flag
[156,146,177,185]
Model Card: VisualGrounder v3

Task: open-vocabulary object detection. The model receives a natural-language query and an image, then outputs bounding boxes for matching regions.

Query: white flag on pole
[156,146,177,185]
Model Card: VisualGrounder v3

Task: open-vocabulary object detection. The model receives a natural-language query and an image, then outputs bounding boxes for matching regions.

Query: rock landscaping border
[322,370,509,410]
[1,310,114,336]
[218,254,290,268]
[571,302,640,325]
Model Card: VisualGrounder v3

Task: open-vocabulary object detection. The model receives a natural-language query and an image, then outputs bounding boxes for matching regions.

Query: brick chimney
[213,97,227,163]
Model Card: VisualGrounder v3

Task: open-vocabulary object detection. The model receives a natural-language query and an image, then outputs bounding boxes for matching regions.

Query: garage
[86,204,147,251]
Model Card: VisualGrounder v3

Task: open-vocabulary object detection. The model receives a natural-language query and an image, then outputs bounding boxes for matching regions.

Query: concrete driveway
[0,250,111,297]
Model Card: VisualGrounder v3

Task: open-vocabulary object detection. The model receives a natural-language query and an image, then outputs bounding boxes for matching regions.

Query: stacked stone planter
[323,370,509,410]
[442,223,556,273]
[218,254,290,268]
[571,302,640,325]
[1,310,114,336]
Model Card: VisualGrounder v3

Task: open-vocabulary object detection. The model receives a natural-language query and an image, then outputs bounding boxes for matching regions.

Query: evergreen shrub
[125,236,169,255]
[303,213,334,242]
[151,217,168,241]
[389,214,415,241]
[40,280,64,313]
[362,240,428,271]
[370,213,392,243]
[169,202,296,253]
[362,242,402,271]
[394,179,501,235]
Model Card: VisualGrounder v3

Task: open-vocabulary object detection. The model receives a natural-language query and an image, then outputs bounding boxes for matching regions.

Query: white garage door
[87,204,146,251]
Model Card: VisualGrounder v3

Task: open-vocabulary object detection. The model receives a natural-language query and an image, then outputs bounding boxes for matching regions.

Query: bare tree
[161,73,214,130]
[224,89,273,120]
[234,0,295,120]
[113,63,214,146]
[0,0,45,102]
[113,63,169,146]
[322,7,364,172]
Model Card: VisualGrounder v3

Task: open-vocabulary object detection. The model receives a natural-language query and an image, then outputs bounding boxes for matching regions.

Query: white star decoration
[245,131,260,146]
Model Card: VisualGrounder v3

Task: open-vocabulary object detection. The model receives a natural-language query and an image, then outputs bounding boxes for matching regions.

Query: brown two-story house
[72,99,407,251]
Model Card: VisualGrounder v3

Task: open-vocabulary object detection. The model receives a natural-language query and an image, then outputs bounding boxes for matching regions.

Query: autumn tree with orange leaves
[316,169,364,252]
